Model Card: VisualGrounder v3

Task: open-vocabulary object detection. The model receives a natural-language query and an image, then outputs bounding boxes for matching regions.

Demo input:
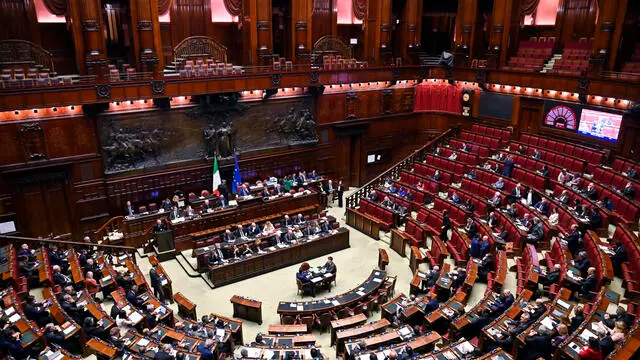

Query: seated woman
[296,263,312,283]
[548,207,560,226]
[262,221,276,235]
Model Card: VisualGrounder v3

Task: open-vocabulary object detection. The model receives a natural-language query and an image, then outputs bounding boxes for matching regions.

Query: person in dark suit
[273,183,285,196]
[60,294,82,323]
[421,266,440,290]
[573,251,591,277]
[526,217,544,245]
[283,229,296,243]
[238,184,250,196]
[588,207,602,231]
[149,264,166,303]
[520,326,553,360]
[556,190,570,205]
[83,317,107,340]
[154,344,175,360]
[124,201,136,216]
[621,181,635,199]
[222,229,235,242]
[533,199,550,216]
[217,195,227,208]
[336,180,344,208]
[578,267,598,298]
[235,225,247,238]
[200,199,212,214]
[197,339,215,360]
[320,220,331,233]
[565,224,581,256]
[153,219,167,233]
[248,222,261,237]
[260,187,271,198]
[584,183,598,200]
[610,241,627,277]
[161,198,173,212]
[510,184,522,201]
[294,213,306,226]
[478,253,494,283]
[168,206,181,220]
[488,192,502,208]
[464,218,477,240]
[540,263,561,286]
[126,285,145,309]
[464,199,474,213]
[323,257,337,274]
[218,180,229,203]
[23,296,53,327]
[281,214,293,228]
[569,306,585,333]
[502,156,514,177]
[487,212,499,228]
[368,191,378,201]
[440,210,451,241]
[604,306,636,329]
[538,165,550,177]
[52,265,72,288]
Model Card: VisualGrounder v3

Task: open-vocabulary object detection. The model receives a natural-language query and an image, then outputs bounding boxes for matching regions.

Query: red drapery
[223,0,243,17]
[520,0,541,15]
[158,0,172,15]
[353,0,366,20]
[43,0,67,16]
[414,83,462,114]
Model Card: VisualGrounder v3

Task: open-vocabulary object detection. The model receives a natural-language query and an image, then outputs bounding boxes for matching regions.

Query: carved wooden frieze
[19,122,47,161]
[381,89,393,115]
[345,92,359,120]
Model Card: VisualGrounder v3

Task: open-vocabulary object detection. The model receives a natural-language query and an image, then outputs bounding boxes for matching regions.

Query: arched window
[523,0,560,26]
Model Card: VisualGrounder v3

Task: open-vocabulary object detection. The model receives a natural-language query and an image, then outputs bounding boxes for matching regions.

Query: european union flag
[232,153,242,194]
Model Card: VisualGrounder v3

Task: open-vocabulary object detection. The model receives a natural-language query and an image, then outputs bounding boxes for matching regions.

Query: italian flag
[212,156,221,192]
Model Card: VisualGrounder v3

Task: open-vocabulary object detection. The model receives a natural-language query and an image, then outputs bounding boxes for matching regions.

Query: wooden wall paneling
[242,0,258,64]
[315,92,346,124]
[363,0,393,65]
[160,23,173,67]
[130,0,164,75]
[608,0,628,71]
[256,0,273,64]
[590,0,619,73]
[39,24,78,75]
[171,0,207,43]
[488,0,512,68]
[558,0,597,45]
[398,0,422,63]
[0,0,41,44]
[68,0,108,77]
[311,0,333,44]
[0,123,25,166]
[291,0,313,63]
[454,0,478,66]
[516,97,543,134]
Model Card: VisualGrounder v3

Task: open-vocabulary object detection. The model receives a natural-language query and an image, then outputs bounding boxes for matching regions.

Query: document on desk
[332,300,340,306]
[8,313,20,323]
[129,311,143,323]
[356,291,365,296]
[297,305,304,311]
[373,278,382,282]
[63,325,76,335]
[579,329,597,342]
[161,279,168,286]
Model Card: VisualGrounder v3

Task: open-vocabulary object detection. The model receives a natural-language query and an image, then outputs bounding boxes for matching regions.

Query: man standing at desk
[153,219,167,233]
[323,257,336,274]
[124,201,135,217]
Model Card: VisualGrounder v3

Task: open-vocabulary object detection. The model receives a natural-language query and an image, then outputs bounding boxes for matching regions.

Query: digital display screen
[578,109,623,141]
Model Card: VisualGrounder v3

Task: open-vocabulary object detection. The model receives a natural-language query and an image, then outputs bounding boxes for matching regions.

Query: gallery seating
[518,133,604,165]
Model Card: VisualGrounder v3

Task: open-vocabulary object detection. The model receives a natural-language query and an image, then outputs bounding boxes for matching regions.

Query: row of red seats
[403,218,427,248]
[516,244,539,294]
[460,177,508,203]
[424,155,468,181]
[432,197,467,228]
[391,180,428,211]
[503,151,564,182]
[428,234,450,268]
[519,133,604,164]
[470,124,512,142]
[542,194,580,235]
[510,142,585,173]
[374,189,412,213]
[449,139,491,158]
[445,228,470,267]
[552,183,611,230]
[591,166,640,201]
[611,156,640,174]
[513,202,553,249]
[438,147,479,166]
[499,162,546,193]
[399,170,441,194]
[459,131,503,150]
[615,225,640,300]
[473,168,518,193]
[413,163,454,185]
[358,199,394,231]
[566,181,639,224]
[415,208,443,237]
[582,230,614,286]
[543,240,568,297]
[444,187,489,218]
[491,210,526,251]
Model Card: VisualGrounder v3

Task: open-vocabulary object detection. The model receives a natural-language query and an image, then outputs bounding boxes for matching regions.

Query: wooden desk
[346,207,382,240]
[209,313,243,344]
[208,228,349,287]
[174,292,197,319]
[231,295,262,324]
[86,338,118,359]
[120,190,321,249]
[268,324,307,334]
[378,248,389,270]
[330,313,367,345]
[390,229,408,256]
[335,318,391,354]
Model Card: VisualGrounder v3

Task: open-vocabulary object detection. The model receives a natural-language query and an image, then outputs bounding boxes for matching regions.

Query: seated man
[538,165,550,177]
[294,213,306,226]
[367,191,378,201]
[281,214,293,228]
[52,265,72,288]
[588,207,602,231]
[464,218,477,239]
[624,166,637,179]
[126,284,145,309]
[323,256,337,274]
[584,183,598,200]
[397,187,407,198]
[621,181,636,200]
[487,212,499,228]
[248,222,261,237]
[448,151,458,161]
[488,192,502,208]
[556,190,570,205]
[449,191,461,204]
[432,170,441,182]
[493,177,505,190]
[381,196,394,208]
[572,251,591,277]
[235,225,248,238]
[478,253,495,283]
[577,267,598,299]
[222,229,235,242]
[539,263,562,287]
[168,205,181,220]
[238,184,251,196]
[533,199,550,216]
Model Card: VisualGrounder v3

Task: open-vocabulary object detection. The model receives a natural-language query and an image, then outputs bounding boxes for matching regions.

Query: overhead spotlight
[70,106,75,110]
[33,109,38,114]
[129,101,134,105]
[14,110,19,115]
[52,107,57,112]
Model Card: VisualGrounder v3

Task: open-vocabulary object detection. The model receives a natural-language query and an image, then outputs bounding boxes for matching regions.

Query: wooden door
[14,174,71,237]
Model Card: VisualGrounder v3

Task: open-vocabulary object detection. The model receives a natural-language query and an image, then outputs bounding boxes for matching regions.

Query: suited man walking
[336,180,344,208]
[149,264,167,303]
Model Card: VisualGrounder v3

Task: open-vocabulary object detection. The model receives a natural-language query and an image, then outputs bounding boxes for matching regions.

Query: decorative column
[291,0,313,63]
[130,0,164,76]
[398,0,422,64]
[589,0,619,74]
[487,0,513,68]
[242,0,273,65]
[68,0,108,77]
[363,0,393,65]
[454,0,478,67]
